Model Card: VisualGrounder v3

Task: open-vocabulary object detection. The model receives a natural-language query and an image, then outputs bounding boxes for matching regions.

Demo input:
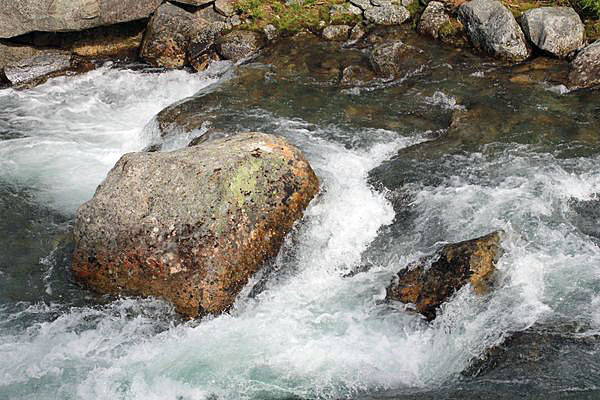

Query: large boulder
[140,2,212,68]
[386,231,504,321]
[72,132,320,318]
[520,7,584,58]
[2,51,73,87]
[458,0,531,62]
[569,41,600,89]
[0,0,162,39]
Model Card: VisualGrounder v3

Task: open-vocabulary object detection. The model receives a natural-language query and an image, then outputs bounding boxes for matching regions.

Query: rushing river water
[1,28,600,399]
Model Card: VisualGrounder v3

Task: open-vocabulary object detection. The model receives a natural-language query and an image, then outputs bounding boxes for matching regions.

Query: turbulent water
[1,31,600,399]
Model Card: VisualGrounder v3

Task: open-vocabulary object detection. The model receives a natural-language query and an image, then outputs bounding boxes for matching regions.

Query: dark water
[1,26,600,399]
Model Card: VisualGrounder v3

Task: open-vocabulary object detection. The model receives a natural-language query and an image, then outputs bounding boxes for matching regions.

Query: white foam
[0,64,226,213]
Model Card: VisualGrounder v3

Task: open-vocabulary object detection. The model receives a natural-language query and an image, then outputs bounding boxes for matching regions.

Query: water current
[1,30,600,399]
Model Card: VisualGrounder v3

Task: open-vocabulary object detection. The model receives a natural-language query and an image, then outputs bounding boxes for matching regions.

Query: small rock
[229,15,242,26]
[330,3,363,24]
[418,1,450,39]
[364,4,410,25]
[3,51,72,86]
[350,0,373,9]
[218,31,264,61]
[458,0,531,62]
[348,23,368,43]
[187,21,229,69]
[322,25,352,41]
[369,40,415,76]
[569,40,600,89]
[521,7,584,59]
[263,24,278,41]
[140,3,209,68]
[72,132,320,318]
[215,0,236,17]
[385,231,504,321]
[170,0,214,5]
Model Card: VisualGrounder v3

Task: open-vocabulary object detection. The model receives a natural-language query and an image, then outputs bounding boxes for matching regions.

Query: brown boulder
[72,132,320,318]
[386,231,504,321]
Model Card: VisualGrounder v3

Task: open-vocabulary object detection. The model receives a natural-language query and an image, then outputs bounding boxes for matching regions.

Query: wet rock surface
[217,31,264,61]
[140,2,209,68]
[385,231,504,320]
[72,132,320,318]
[0,0,162,39]
[458,0,531,62]
[569,40,600,89]
[521,7,584,58]
[3,51,73,86]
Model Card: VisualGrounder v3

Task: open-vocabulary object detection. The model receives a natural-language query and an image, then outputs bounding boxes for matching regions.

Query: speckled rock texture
[0,0,162,39]
[521,7,584,58]
[569,40,600,89]
[418,1,450,39]
[386,231,504,321]
[3,51,72,86]
[458,0,531,62]
[140,2,211,68]
[369,40,424,77]
[72,132,320,318]
[364,4,410,25]
[217,31,264,61]
[322,25,352,41]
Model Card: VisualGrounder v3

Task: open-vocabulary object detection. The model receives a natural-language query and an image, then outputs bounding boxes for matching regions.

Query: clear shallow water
[1,33,600,400]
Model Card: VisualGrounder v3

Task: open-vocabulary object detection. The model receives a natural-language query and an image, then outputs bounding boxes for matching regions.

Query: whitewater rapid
[1,65,600,399]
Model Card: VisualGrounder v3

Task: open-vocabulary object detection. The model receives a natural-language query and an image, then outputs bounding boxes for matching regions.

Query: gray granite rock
[418,1,450,39]
[322,25,352,41]
[569,40,600,89]
[364,4,410,25]
[3,51,72,86]
[521,7,584,58]
[218,31,264,61]
[0,0,162,39]
[458,0,531,62]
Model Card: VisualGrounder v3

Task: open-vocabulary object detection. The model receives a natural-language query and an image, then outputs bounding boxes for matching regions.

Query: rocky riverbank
[0,0,598,89]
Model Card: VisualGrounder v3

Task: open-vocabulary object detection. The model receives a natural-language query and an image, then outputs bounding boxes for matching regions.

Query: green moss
[234,0,356,34]
[438,19,464,40]
[227,158,263,207]
[584,19,600,40]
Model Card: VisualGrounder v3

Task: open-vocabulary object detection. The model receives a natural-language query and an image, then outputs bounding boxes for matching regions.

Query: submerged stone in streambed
[464,325,600,379]
[72,132,320,318]
[569,41,600,89]
[458,0,531,62]
[386,231,504,321]
[369,40,425,77]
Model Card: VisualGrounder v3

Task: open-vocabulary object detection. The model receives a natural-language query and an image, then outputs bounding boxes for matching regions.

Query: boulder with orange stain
[72,132,320,318]
[385,231,504,321]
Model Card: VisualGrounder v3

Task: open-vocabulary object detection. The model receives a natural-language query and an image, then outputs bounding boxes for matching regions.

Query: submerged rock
[458,0,531,62]
[72,132,320,318]
[569,40,600,89]
[369,40,422,77]
[3,51,73,86]
[521,7,584,59]
[0,0,162,39]
[386,231,504,321]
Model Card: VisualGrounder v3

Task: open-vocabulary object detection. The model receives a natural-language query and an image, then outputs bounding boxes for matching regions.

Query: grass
[573,0,600,18]
[235,0,350,34]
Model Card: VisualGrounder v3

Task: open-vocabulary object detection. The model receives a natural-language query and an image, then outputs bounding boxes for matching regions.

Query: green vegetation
[573,0,600,18]
[438,19,464,40]
[585,18,600,39]
[235,0,349,34]
[502,0,599,18]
